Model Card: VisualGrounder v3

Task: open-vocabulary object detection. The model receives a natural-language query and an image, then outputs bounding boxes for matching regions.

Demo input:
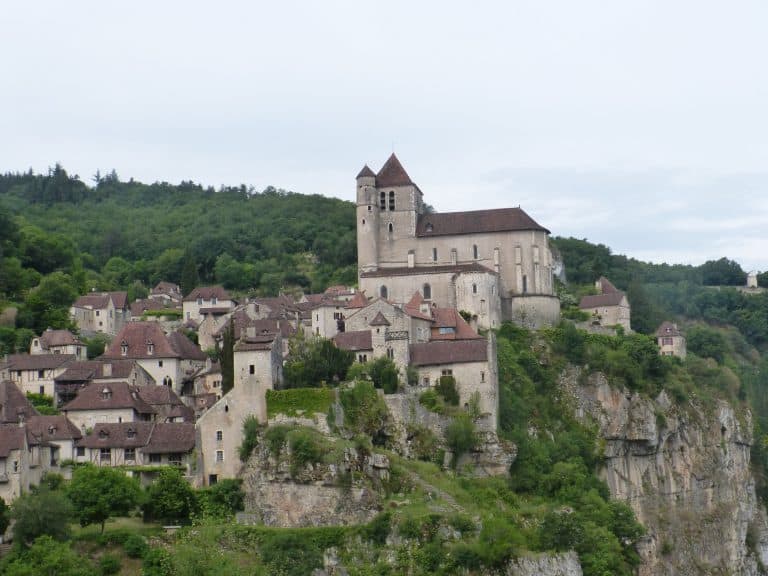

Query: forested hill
[0,165,357,301]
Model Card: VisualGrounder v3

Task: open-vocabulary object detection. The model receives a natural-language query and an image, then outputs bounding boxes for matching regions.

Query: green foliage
[26,392,58,415]
[142,547,174,576]
[11,487,73,545]
[264,425,290,458]
[98,553,122,575]
[445,414,476,468]
[1,535,95,576]
[687,324,728,363]
[436,375,460,405]
[83,333,110,359]
[123,533,149,559]
[238,415,261,462]
[265,387,335,418]
[288,428,329,476]
[406,424,440,462]
[284,335,354,388]
[196,479,245,519]
[0,497,9,536]
[143,467,197,525]
[68,465,142,533]
[339,381,390,445]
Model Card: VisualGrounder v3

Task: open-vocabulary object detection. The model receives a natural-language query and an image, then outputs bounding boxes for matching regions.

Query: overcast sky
[2,1,767,271]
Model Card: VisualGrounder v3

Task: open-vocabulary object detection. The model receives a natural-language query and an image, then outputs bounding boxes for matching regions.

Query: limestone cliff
[564,369,768,575]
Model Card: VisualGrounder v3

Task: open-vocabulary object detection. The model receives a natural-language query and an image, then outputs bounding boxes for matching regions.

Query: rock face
[240,441,389,528]
[565,369,768,575]
[506,551,583,576]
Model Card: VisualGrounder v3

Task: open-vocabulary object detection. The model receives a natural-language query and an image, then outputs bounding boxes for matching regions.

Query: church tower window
[388,222,393,234]
[380,285,388,299]
[432,248,438,262]
[472,283,477,294]
[379,191,386,210]
[389,191,395,211]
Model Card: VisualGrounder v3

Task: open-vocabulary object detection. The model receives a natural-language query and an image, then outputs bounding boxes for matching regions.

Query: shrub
[142,547,173,576]
[238,415,260,462]
[288,428,327,476]
[98,553,121,575]
[418,389,443,413]
[445,414,476,468]
[264,425,291,458]
[123,533,149,559]
[265,388,335,418]
[339,381,390,444]
[436,375,460,405]
[407,424,440,462]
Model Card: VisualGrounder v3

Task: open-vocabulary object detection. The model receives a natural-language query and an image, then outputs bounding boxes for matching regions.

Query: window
[168,453,183,466]
[99,448,111,464]
[472,283,477,294]
[126,427,136,439]
[149,453,162,464]
[216,450,224,462]
[197,298,203,305]
[362,218,366,225]
[38,370,44,379]
[212,297,217,305]
[423,283,431,300]
[432,248,438,262]
[389,190,395,211]
[147,342,154,355]
[387,347,394,359]
[441,369,453,376]
[163,376,172,387]
[380,191,386,209]
[249,364,255,375]
[13,460,19,473]
[388,222,393,234]
[380,285,388,299]
[333,312,342,320]
[158,360,163,367]
[76,446,85,457]
[39,385,45,395]
[124,448,136,462]
[96,310,100,316]
[522,275,528,294]
[120,340,128,356]
[481,371,485,383]
[216,430,223,441]
[439,327,455,335]
[473,244,478,259]
[208,474,218,485]
[423,376,430,386]
[367,205,372,212]
[662,337,673,346]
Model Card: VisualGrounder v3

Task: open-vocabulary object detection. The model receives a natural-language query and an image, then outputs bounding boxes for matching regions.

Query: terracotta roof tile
[55,360,137,383]
[234,334,277,352]
[38,329,83,349]
[144,422,195,454]
[0,380,39,424]
[167,331,208,361]
[431,308,482,340]
[345,291,369,309]
[62,381,155,414]
[3,354,75,372]
[26,415,82,442]
[596,277,619,294]
[579,293,626,309]
[376,154,414,187]
[0,424,26,456]
[103,323,204,360]
[416,208,549,236]
[333,330,373,351]
[404,292,433,321]
[77,422,154,449]
[183,285,231,302]
[409,340,488,366]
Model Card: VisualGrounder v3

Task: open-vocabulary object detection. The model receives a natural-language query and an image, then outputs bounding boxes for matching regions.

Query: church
[356,154,560,329]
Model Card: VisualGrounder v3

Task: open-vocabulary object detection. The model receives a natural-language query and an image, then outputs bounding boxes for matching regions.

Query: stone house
[182,286,235,324]
[355,155,560,330]
[30,328,87,358]
[101,322,207,397]
[70,291,129,335]
[149,281,183,305]
[656,321,686,358]
[195,329,283,486]
[54,359,156,407]
[579,277,631,332]
[61,381,155,431]
[74,421,196,481]
[1,353,75,397]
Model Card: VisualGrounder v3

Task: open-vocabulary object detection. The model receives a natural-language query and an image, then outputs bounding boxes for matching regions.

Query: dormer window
[146,340,154,355]
[197,297,203,305]
[120,340,128,356]
[212,297,217,305]
[126,427,136,439]
[425,222,433,233]
[101,387,112,400]
[98,429,109,439]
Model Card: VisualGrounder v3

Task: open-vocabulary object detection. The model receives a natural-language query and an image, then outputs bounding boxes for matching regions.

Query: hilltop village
[0,156,686,504]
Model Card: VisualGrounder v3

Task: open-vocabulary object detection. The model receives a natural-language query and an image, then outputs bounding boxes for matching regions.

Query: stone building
[355,154,559,329]
[30,328,87,358]
[1,353,75,397]
[579,277,631,332]
[182,286,235,324]
[655,321,686,358]
[70,291,129,335]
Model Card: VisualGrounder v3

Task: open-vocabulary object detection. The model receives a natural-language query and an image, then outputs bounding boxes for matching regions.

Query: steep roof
[596,277,619,294]
[234,334,277,352]
[579,292,627,309]
[0,380,39,424]
[54,360,138,383]
[144,422,195,454]
[62,381,155,415]
[333,330,373,351]
[376,153,414,187]
[356,164,376,179]
[102,323,204,360]
[0,424,27,456]
[410,340,488,366]
[345,291,369,309]
[26,415,82,442]
[360,262,497,278]
[369,312,391,327]
[77,422,154,449]
[216,311,295,341]
[73,291,128,310]
[416,207,549,236]
[3,353,75,372]
[167,331,208,361]
[37,329,83,349]
[431,308,482,340]
[655,321,683,338]
[152,281,181,295]
[130,298,167,317]
[404,292,433,321]
[183,286,231,302]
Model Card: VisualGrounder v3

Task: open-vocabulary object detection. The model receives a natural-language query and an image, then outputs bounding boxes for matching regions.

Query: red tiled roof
[579,293,626,309]
[356,164,376,179]
[360,262,497,278]
[144,422,195,454]
[0,380,39,424]
[152,281,181,295]
[3,354,75,372]
[416,208,549,236]
[333,330,373,351]
[431,308,482,340]
[0,424,26,456]
[38,329,83,349]
[345,291,369,309]
[404,292,433,321]
[376,153,414,187]
[655,321,682,338]
[55,360,137,383]
[102,323,204,360]
[409,340,488,366]
[596,277,619,294]
[73,291,128,310]
[77,422,154,449]
[167,332,208,361]
[130,298,166,317]
[26,415,82,442]
[62,381,155,414]
[183,285,231,302]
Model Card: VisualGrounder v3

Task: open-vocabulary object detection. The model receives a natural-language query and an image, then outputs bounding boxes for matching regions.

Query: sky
[2,1,767,270]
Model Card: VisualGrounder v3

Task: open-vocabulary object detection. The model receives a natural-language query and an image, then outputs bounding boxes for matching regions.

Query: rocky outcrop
[506,551,583,576]
[240,440,389,528]
[564,369,768,575]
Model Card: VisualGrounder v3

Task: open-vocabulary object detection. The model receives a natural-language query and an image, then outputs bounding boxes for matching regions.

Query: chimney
[102,363,112,377]
[246,326,256,338]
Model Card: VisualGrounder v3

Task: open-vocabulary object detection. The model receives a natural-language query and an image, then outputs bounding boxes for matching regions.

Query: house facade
[656,321,686,358]
[579,277,631,332]
[70,291,129,335]
[1,354,75,397]
[30,329,87,358]
[355,155,559,329]
[182,286,235,324]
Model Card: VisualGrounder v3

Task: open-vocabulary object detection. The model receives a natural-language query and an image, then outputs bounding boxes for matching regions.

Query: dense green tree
[143,467,197,525]
[0,497,9,536]
[700,257,747,286]
[686,325,728,363]
[283,335,354,388]
[20,271,79,333]
[67,464,142,533]
[11,487,73,546]
[1,535,94,576]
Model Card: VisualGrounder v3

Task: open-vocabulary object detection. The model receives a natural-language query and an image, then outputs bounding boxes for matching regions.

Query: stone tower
[356,164,379,274]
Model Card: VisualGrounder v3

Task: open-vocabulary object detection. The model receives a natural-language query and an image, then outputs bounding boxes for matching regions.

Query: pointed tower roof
[345,291,369,309]
[376,153,413,187]
[356,164,376,179]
